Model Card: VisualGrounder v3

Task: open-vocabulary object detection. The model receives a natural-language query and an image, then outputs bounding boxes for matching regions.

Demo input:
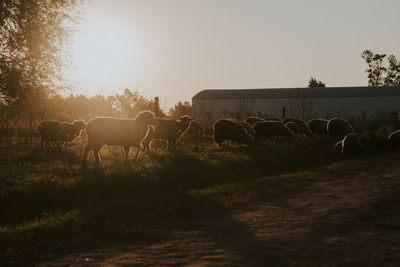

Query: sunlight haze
[66,0,400,109]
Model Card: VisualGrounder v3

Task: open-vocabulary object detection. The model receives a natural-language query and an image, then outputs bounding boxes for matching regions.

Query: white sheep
[308,119,328,136]
[335,133,362,157]
[186,120,203,142]
[61,120,86,146]
[387,130,400,149]
[213,119,255,146]
[244,116,265,126]
[327,118,354,140]
[230,119,256,139]
[141,115,193,152]
[81,110,157,169]
[253,120,295,143]
[282,117,313,138]
[38,119,86,148]
[284,121,300,140]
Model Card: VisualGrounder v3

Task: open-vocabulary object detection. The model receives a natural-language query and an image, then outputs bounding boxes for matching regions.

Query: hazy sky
[67,0,400,109]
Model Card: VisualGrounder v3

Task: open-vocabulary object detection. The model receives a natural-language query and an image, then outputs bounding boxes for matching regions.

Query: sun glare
[70,19,138,94]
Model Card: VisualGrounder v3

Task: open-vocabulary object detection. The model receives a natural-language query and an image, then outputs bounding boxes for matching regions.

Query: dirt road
[39,164,400,266]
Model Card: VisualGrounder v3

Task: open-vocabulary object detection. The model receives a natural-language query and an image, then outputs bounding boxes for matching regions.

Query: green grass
[0,136,398,265]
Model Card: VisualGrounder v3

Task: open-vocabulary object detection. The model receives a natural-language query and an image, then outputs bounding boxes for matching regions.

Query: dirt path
[39,165,400,266]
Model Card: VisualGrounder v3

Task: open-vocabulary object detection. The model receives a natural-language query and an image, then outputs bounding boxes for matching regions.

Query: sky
[66,0,400,109]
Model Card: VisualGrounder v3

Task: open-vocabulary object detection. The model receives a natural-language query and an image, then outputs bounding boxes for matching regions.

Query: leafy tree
[384,55,400,86]
[307,77,326,87]
[168,101,192,119]
[361,50,400,86]
[114,88,154,117]
[0,0,81,105]
[361,50,387,86]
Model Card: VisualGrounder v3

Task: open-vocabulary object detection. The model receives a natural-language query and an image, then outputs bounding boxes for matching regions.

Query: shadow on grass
[2,138,396,265]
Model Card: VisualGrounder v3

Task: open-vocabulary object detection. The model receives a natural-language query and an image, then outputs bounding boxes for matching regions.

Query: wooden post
[282,106,286,119]
[154,97,160,117]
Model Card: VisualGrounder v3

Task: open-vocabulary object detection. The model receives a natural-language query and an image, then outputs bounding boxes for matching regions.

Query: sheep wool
[308,119,328,136]
[38,119,86,148]
[213,119,255,146]
[230,119,256,139]
[244,116,265,126]
[327,118,354,140]
[253,120,294,143]
[341,133,362,156]
[141,115,193,151]
[388,130,400,149]
[82,110,157,169]
[282,117,313,138]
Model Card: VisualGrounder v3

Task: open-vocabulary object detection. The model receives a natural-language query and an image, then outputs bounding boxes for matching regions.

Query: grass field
[0,133,396,265]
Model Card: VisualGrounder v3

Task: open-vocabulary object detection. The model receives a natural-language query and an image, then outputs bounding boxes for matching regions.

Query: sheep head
[72,120,86,131]
[135,110,158,126]
[178,115,193,124]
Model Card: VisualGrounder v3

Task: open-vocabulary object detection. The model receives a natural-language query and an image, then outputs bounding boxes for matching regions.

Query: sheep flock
[37,112,400,169]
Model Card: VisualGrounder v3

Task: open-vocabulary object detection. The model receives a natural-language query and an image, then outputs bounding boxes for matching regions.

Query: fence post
[154,97,160,117]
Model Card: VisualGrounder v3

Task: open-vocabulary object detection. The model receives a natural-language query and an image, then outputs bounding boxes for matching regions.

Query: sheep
[38,120,65,148]
[141,115,193,152]
[335,133,362,157]
[334,140,343,154]
[230,119,256,139]
[282,117,313,138]
[387,130,400,149]
[244,116,280,126]
[253,120,295,143]
[140,125,168,152]
[181,120,204,149]
[38,119,86,148]
[81,110,157,169]
[60,120,86,146]
[327,118,354,140]
[213,119,255,146]
[308,119,328,136]
[244,116,265,126]
[186,120,203,142]
[284,121,300,140]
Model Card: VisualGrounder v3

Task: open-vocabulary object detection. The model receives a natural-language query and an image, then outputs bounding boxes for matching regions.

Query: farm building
[192,86,400,123]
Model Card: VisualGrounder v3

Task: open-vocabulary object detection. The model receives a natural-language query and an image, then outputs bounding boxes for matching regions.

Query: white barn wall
[192,87,400,123]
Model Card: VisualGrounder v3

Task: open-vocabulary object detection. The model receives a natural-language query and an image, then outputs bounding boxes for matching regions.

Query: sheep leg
[81,143,91,169]
[124,145,130,166]
[93,145,101,169]
[132,146,140,163]
[168,139,177,151]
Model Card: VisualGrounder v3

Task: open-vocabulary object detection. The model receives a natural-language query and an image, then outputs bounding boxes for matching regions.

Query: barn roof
[192,86,400,100]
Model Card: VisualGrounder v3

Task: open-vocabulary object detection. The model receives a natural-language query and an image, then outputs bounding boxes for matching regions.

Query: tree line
[0,1,399,142]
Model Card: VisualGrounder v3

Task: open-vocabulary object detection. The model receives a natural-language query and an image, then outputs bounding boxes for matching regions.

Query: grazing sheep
[284,122,300,140]
[38,119,86,148]
[38,120,65,148]
[340,133,362,156]
[213,119,255,146]
[282,117,313,138]
[141,115,193,152]
[388,130,400,149]
[186,120,203,142]
[253,120,294,143]
[308,119,328,136]
[61,120,86,146]
[81,110,157,169]
[327,118,354,140]
[244,116,265,126]
[334,140,343,154]
[230,119,256,139]
[141,125,168,152]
